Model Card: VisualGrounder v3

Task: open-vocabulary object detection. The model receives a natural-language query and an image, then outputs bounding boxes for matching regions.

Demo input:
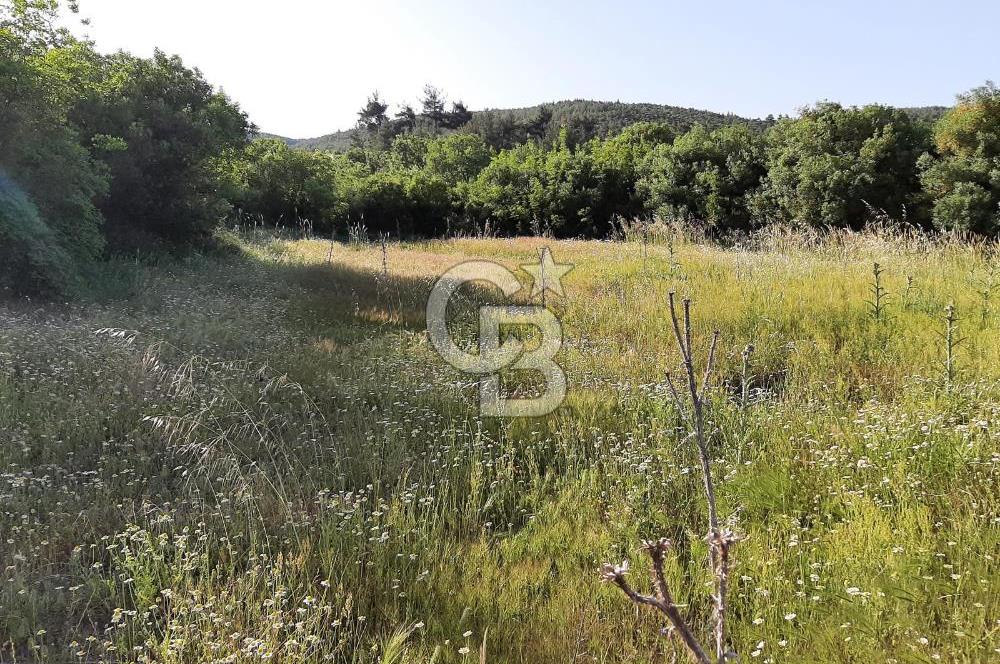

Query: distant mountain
[260,100,952,151]
[260,99,770,151]
[256,132,298,145]
[472,98,773,133]
[260,130,355,152]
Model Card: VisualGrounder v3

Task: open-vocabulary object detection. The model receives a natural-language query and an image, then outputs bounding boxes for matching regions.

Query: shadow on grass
[276,258,433,344]
[238,243,511,348]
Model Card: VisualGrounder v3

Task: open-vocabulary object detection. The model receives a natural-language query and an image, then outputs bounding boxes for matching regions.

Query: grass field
[1,229,998,663]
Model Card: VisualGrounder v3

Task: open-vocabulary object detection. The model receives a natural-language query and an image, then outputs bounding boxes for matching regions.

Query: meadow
[1,228,998,663]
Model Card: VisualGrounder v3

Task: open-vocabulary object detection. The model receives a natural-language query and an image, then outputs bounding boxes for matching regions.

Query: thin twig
[604,293,737,664]
[665,372,693,429]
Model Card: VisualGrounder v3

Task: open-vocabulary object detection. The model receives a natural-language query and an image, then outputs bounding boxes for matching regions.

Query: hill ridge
[263,100,949,151]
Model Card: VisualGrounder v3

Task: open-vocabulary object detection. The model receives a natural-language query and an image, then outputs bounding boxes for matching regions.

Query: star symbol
[521,247,573,299]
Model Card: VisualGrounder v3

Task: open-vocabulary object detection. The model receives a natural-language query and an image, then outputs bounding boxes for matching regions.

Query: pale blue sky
[70,0,998,138]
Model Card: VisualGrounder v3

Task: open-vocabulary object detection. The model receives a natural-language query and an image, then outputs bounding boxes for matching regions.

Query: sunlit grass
[0,229,997,662]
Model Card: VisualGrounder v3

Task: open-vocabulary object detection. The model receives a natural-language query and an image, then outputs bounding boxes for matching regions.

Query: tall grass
[0,229,997,662]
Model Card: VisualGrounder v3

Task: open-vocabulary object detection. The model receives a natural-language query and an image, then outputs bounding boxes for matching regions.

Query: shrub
[0,176,75,296]
[223,139,343,231]
[637,123,765,233]
[469,129,603,236]
[920,82,1000,235]
[0,10,106,296]
[73,50,252,248]
[752,103,931,228]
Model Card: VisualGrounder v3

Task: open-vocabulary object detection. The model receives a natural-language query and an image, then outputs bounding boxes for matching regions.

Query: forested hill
[475,99,771,132]
[272,99,771,151]
[266,100,951,152]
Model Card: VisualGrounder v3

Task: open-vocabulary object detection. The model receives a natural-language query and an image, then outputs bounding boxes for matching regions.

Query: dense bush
[0,7,107,285]
[73,49,252,248]
[751,103,931,229]
[0,176,76,296]
[920,82,1000,234]
[229,97,999,241]
[1,1,250,296]
[223,139,342,231]
[589,122,676,227]
[638,124,766,232]
[333,138,463,237]
[468,129,605,236]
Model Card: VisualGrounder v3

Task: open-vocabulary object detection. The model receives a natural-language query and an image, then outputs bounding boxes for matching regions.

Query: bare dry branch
[601,545,712,664]
[604,295,739,664]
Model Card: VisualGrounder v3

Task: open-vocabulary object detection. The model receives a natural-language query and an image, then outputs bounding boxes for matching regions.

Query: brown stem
[604,545,712,664]
[605,296,738,664]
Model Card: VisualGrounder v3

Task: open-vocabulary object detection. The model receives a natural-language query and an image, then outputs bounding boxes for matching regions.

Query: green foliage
[72,49,252,248]
[0,0,106,292]
[454,99,770,151]
[425,133,492,185]
[590,121,675,224]
[257,99,973,241]
[638,123,766,232]
[1,2,255,295]
[282,99,772,153]
[267,133,495,237]
[0,176,75,295]
[920,82,1000,235]
[469,130,606,236]
[752,103,931,228]
[223,139,343,231]
[332,152,451,237]
[263,104,950,240]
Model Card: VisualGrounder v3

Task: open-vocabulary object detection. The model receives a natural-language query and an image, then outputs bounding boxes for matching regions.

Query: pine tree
[420,84,447,131]
[357,91,389,132]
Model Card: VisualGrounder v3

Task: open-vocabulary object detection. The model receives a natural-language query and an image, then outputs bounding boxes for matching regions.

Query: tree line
[231,86,1000,240]
[284,99,781,152]
[1,1,251,296]
[3,1,999,298]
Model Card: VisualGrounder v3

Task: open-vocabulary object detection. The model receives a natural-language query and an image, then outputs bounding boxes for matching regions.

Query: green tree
[0,0,107,293]
[443,100,473,129]
[388,133,431,170]
[752,103,930,228]
[920,82,1000,235]
[470,129,602,236]
[0,175,75,296]
[425,133,492,185]
[525,105,553,143]
[357,91,389,132]
[591,121,675,226]
[420,84,447,132]
[72,49,252,248]
[223,139,342,231]
[354,91,394,149]
[638,124,765,232]
[393,104,417,134]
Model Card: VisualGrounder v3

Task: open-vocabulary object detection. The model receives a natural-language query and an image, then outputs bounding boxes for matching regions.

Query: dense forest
[2,1,999,299]
[275,99,777,152]
[273,101,950,153]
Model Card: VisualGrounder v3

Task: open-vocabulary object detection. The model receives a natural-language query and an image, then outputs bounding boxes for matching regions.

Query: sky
[66,0,1000,139]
